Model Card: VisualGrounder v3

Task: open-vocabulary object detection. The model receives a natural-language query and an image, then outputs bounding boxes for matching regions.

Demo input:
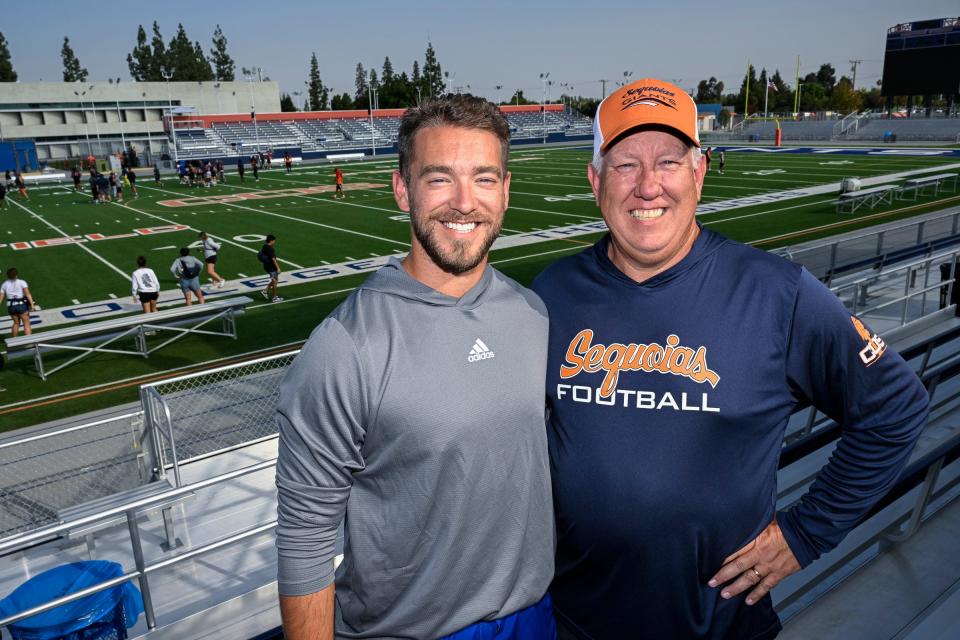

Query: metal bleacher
[845,117,960,143]
[176,108,594,158]
[708,114,960,144]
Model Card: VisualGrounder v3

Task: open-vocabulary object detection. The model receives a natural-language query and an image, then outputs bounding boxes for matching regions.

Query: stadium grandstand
[0,81,593,169]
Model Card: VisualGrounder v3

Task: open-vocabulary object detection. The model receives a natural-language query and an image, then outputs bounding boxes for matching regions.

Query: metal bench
[899,172,959,201]
[836,184,899,214]
[21,172,67,185]
[5,296,253,380]
[56,478,193,557]
[326,152,365,162]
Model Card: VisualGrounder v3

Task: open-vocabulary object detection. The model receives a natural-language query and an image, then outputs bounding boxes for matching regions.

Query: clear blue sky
[3,1,957,102]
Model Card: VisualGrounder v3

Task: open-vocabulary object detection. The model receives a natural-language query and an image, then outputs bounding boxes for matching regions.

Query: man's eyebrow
[418,165,503,178]
[473,165,503,178]
[419,164,453,177]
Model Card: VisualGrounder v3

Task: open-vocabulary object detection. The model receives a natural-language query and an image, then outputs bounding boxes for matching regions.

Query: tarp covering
[0,560,143,639]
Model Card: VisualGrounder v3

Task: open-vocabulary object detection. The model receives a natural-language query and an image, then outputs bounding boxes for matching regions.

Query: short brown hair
[397,94,510,180]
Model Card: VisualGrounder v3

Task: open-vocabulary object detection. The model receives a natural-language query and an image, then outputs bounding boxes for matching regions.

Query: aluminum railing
[0,458,277,632]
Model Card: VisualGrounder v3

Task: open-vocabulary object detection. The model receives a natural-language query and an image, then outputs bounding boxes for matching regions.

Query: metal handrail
[139,348,299,390]
[0,517,278,629]
[0,458,275,555]
[0,411,143,451]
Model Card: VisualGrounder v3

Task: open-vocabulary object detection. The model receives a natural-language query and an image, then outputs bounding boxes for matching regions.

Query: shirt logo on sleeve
[851,316,886,367]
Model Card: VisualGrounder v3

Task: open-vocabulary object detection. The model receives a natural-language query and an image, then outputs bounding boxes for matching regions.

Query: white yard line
[109,200,305,269]
[8,198,130,280]
[138,183,409,249]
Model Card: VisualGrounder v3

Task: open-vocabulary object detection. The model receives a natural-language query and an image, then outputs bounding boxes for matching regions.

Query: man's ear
[694,153,707,201]
[503,170,511,210]
[393,170,411,212]
[587,162,602,206]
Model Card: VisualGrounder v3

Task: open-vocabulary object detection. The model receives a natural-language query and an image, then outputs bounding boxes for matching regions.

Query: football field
[2,145,960,426]
[4,146,960,316]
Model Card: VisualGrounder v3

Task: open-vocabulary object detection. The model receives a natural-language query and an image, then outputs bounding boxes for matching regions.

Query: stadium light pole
[114,79,126,152]
[368,85,379,157]
[73,90,93,157]
[161,70,179,169]
[246,72,261,153]
[142,92,154,163]
[86,84,103,156]
[540,72,550,145]
[292,90,302,111]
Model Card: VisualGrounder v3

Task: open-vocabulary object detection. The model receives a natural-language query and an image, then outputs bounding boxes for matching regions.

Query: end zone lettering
[11,225,190,250]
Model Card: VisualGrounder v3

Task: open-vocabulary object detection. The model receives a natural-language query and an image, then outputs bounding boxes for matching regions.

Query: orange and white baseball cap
[593,78,700,160]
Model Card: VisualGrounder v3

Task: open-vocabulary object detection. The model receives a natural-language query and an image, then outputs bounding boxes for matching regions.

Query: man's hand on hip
[708,519,801,605]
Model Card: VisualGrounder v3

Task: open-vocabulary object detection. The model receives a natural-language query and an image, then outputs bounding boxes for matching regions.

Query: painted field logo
[157,183,387,207]
[560,329,720,397]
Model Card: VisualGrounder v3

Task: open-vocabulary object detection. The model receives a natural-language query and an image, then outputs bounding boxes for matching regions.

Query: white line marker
[108,293,117,299]
[72,299,80,305]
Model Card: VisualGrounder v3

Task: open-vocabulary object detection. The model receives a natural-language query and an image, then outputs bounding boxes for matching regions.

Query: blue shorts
[180,276,201,294]
[439,594,556,640]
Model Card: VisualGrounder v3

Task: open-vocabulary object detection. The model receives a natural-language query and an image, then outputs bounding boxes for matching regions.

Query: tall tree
[61,37,88,82]
[192,40,214,80]
[695,77,724,103]
[150,21,167,78]
[381,56,395,84]
[816,63,837,92]
[127,25,152,81]
[354,62,368,108]
[0,32,17,81]
[411,60,422,99]
[331,92,354,110]
[422,42,444,97]
[736,65,760,114]
[209,25,235,80]
[307,52,328,111]
[167,24,199,80]
[831,76,862,112]
[280,93,297,112]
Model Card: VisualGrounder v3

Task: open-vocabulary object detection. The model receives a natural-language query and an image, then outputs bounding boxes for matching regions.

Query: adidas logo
[467,338,495,363]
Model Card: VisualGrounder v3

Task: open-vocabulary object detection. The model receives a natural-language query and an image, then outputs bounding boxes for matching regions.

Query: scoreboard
[881,18,960,96]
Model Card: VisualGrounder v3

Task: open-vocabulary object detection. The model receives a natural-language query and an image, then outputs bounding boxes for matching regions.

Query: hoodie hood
[357,257,495,309]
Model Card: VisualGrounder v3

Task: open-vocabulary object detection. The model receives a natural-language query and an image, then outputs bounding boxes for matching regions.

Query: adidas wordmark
[468,338,495,362]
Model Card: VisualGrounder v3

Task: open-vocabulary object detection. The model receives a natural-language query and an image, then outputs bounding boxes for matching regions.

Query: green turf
[1,146,959,428]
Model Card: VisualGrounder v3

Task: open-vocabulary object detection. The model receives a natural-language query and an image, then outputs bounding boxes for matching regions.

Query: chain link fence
[0,412,146,539]
[140,350,300,476]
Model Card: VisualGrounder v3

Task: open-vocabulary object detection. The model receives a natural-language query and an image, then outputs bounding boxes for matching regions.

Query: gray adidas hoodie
[275,258,554,639]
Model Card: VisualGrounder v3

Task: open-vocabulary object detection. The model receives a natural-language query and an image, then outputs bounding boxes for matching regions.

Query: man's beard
[410,208,503,275]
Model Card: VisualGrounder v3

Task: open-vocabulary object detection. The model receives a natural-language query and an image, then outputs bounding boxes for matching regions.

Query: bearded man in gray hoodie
[276,94,556,640]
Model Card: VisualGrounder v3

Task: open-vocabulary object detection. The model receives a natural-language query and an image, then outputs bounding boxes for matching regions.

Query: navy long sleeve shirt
[532,227,929,639]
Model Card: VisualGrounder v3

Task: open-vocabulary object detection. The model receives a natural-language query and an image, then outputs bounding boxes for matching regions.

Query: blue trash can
[0,560,143,640]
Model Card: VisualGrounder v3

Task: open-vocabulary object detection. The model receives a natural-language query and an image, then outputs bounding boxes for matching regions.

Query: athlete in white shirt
[131,256,161,313]
[199,231,226,288]
[0,267,35,336]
